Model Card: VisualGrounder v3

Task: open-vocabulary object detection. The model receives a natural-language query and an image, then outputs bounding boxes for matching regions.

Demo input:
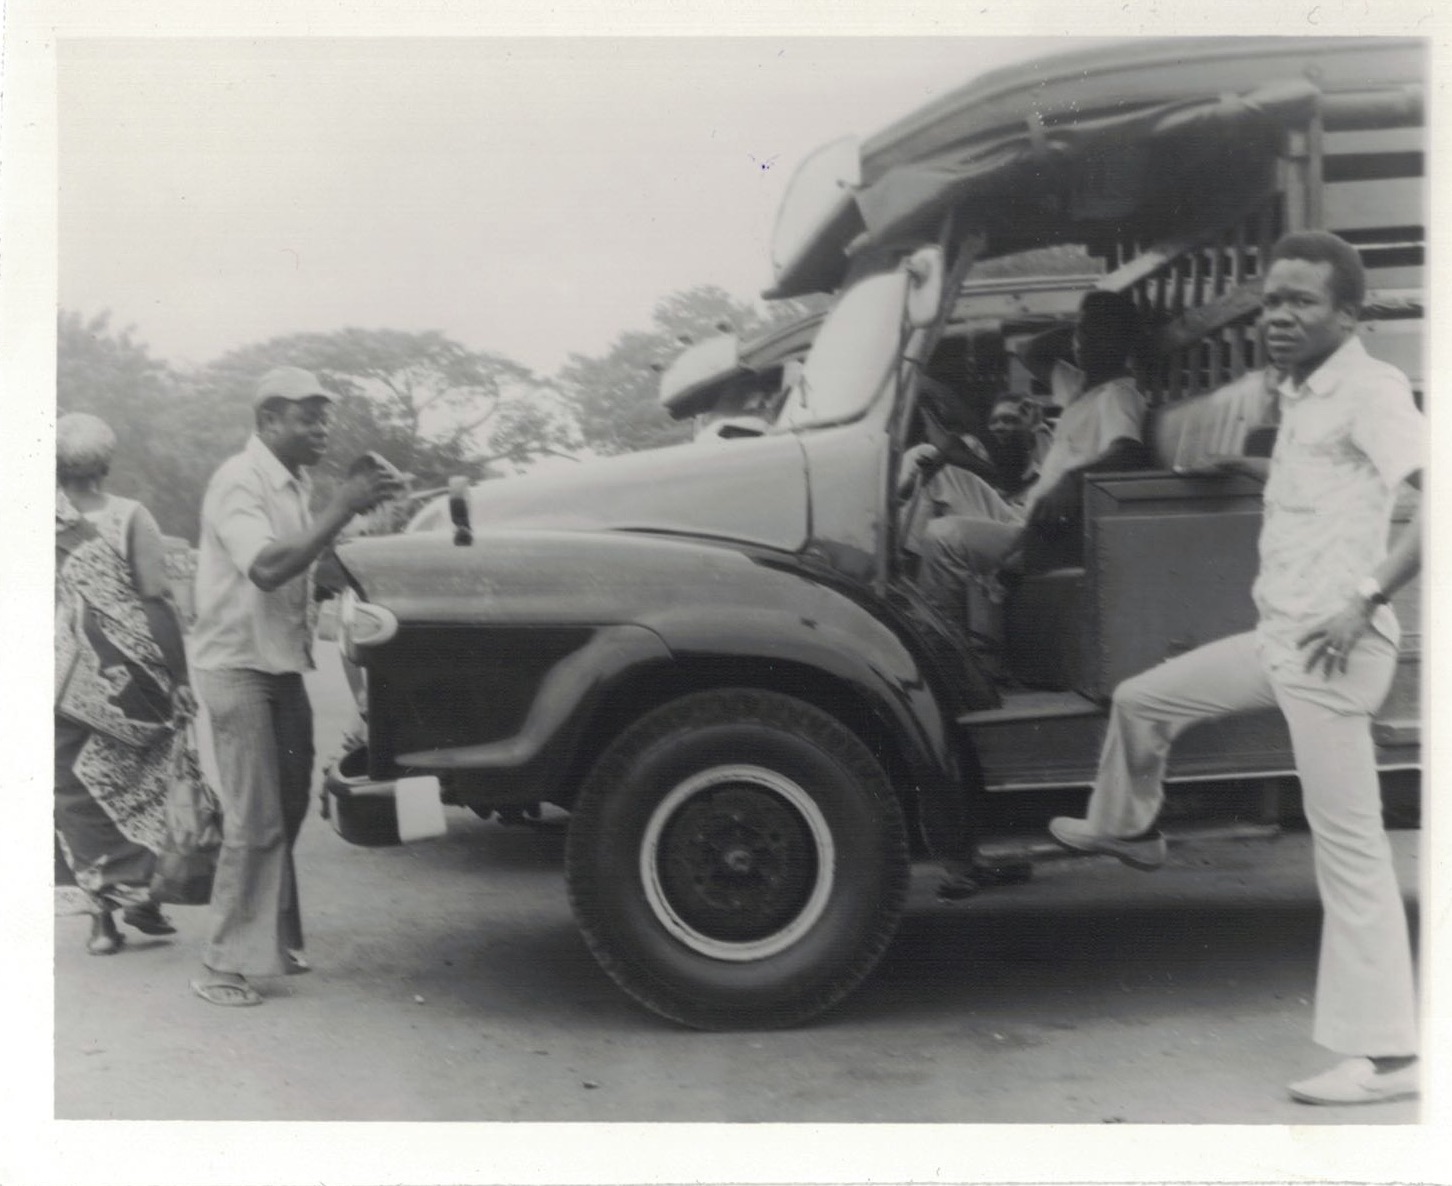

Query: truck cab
[327,36,1424,1030]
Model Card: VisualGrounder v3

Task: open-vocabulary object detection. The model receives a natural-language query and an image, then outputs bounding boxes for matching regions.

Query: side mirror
[448,476,473,546]
[904,246,945,329]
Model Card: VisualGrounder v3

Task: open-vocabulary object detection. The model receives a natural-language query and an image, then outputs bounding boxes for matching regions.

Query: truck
[324,36,1424,1029]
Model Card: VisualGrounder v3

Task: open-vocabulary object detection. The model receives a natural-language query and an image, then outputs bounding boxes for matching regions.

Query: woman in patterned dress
[55,413,193,954]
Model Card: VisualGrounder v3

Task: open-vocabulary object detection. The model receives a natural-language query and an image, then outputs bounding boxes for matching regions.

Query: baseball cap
[253,366,335,408]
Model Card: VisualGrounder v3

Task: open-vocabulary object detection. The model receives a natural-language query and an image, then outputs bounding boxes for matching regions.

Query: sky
[57,37,1119,376]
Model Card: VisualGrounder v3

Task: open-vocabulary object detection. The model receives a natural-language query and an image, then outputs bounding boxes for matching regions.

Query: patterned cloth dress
[54,491,180,915]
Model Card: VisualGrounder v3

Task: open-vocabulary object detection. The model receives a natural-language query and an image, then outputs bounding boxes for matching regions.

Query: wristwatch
[1356,575,1390,608]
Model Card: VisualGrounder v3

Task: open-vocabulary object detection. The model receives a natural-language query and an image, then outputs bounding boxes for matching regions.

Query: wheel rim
[639,764,836,962]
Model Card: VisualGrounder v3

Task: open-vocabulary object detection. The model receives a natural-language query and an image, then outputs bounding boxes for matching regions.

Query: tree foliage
[198,329,576,477]
[558,285,828,456]
[55,310,219,540]
[199,329,563,458]
[56,315,564,541]
[57,286,835,543]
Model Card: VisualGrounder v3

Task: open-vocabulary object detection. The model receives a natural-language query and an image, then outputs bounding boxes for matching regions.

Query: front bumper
[323,748,446,847]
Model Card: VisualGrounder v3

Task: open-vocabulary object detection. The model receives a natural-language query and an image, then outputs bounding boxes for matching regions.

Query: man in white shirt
[1049,231,1424,1105]
[914,291,1148,671]
[189,366,400,1006]
[900,393,1056,518]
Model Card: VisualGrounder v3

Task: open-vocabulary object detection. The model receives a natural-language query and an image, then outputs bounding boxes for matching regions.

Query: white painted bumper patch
[395,775,447,842]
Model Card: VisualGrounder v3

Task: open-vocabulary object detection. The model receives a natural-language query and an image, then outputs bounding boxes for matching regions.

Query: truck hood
[337,528,823,626]
[408,430,809,553]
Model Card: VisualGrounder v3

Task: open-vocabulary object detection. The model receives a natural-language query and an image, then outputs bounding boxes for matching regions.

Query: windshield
[777,269,907,430]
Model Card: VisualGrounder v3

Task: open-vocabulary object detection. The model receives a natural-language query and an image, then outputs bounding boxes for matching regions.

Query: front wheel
[565,689,909,1029]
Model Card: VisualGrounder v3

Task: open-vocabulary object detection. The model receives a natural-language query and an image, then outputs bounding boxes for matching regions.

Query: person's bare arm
[1375,471,1424,597]
[1025,436,1144,525]
[1298,471,1422,677]
[1177,454,1271,481]
[127,504,189,683]
[247,468,402,592]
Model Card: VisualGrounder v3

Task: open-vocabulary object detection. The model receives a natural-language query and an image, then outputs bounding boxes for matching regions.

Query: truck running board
[956,690,1101,727]
[975,819,1282,868]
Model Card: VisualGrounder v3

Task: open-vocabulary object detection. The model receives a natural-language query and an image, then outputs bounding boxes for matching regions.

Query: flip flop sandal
[285,950,311,975]
[190,977,263,1007]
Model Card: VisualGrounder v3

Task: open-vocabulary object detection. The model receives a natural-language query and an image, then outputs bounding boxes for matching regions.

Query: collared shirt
[191,434,316,673]
[1021,362,1146,514]
[1253,335,1424,657]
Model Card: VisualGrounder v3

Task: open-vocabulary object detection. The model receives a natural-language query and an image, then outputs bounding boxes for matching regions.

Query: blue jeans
[194,669,313,976]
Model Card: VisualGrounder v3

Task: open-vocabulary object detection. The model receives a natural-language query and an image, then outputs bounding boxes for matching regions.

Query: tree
[57,310,174,419]
[56,310,223,540]
[56,316,567,542]
[201,330,570,461]
[195,328,575,504]
[558,285,827,456]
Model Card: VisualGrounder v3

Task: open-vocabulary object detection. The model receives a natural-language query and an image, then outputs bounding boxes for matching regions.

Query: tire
[565,688,910,1030]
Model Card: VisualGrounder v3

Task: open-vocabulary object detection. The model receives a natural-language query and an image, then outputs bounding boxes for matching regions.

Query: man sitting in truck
[912,290,1148,675]
[903,392,1055,499]
[899,393,1054,560]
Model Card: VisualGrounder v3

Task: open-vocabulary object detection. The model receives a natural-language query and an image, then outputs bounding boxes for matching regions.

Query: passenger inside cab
[898,393,1054,560]
[906,291,1149,679]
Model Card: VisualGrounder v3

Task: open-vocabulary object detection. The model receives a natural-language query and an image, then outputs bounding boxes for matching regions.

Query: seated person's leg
[932,467,1023,524]
[901,458,1022,562]
[917,516,1021,660]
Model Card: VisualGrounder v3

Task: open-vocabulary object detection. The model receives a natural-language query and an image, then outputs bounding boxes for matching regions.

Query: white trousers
[1085,629,1417,1056]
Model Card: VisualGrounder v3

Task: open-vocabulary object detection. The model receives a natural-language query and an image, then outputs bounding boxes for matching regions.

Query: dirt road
[52,646,1422,1126]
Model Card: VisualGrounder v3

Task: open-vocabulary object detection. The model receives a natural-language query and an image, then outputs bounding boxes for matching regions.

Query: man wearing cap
[189,366,401,1007]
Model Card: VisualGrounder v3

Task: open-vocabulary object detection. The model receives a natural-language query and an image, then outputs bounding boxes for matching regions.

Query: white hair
[56,412,118,483]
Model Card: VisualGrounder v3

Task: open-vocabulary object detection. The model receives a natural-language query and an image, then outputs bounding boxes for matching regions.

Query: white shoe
[1048,816,1166,871]
[1288,1057,1419,1105]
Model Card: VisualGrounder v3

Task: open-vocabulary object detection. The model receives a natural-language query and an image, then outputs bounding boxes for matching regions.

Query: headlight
[338,587,399,662]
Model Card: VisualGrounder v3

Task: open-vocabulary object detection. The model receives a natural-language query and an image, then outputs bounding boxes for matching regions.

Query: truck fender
[393,624,672,774]
[639,590,975,862]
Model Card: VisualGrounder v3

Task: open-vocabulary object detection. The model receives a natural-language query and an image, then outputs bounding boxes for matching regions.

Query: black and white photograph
[2,2,1448,1183]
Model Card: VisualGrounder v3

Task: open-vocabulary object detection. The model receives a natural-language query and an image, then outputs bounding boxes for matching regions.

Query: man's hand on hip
[1297,599,1376,678]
